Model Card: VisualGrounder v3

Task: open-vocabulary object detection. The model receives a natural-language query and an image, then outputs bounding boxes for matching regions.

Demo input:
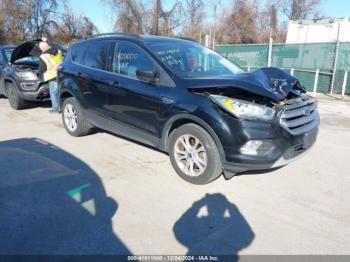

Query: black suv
[0,41,51,109]
[58,33,319,185]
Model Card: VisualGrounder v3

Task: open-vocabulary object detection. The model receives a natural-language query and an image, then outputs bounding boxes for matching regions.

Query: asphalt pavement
[0,95,349,256]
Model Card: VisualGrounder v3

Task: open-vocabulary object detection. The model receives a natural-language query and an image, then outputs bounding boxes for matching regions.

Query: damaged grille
[280,96,320,135]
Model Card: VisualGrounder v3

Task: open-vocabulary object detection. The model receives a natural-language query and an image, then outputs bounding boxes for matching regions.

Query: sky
[68,0,114,33]
[67,0,350,33]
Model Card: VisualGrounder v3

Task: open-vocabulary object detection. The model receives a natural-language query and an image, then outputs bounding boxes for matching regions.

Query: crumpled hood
[187,67,302,101]
[10,40,40,63]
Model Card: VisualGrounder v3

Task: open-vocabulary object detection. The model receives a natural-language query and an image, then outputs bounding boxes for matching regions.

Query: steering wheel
[192,66,204,73]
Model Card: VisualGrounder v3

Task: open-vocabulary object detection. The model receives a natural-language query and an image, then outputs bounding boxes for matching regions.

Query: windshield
[4,48,15,62]
[149,41,243,78]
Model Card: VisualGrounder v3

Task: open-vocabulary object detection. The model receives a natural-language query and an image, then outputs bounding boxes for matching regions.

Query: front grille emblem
[303,108,311,116]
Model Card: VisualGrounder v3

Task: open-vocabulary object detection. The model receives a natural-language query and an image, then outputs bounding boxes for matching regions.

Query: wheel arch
[59,89,74,111]
[4,78,18,96]
[160,114,225,162]
[58,78,84,111]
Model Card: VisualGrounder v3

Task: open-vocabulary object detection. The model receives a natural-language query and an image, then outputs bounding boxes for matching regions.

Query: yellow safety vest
[40,50,63,82]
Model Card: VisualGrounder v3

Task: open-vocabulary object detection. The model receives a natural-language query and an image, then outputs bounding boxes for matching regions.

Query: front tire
[169,123,222,185]
[62,97,92,137]
[7,83,25,110]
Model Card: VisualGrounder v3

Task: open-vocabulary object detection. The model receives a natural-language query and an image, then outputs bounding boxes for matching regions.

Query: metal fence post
[205,34,210,47]
[313,69,320,96]
[290,68,294,76]
[330,23,341,94]
[267,37,273,67]
[342,71,348,97]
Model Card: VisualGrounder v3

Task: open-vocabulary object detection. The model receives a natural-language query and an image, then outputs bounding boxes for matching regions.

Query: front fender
[160,113,225,162]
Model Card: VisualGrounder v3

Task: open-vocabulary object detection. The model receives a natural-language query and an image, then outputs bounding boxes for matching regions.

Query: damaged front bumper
[223,126,318,174]
[221,95,320,176]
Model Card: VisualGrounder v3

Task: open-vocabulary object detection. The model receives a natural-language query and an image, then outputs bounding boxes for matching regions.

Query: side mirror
[136,70,158,84]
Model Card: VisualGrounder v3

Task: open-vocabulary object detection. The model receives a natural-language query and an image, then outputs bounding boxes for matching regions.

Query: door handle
[108,80,120,88]
[161,96,174,104]
[74,72,82,77]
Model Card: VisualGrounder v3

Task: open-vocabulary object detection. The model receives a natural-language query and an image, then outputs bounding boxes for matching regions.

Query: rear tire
[7,83,25,110]
[62,97,92,137]
[169,123,222,185]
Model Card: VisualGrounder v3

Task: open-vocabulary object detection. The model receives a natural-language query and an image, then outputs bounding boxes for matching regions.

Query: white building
[286,18,350,44]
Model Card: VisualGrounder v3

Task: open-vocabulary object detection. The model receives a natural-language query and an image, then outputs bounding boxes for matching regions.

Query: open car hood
[187,67,305,101]
[10,40,40,63]
[10,39,66,63]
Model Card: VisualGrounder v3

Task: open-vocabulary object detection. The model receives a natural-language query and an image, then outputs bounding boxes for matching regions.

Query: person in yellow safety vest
[38,41,63,113]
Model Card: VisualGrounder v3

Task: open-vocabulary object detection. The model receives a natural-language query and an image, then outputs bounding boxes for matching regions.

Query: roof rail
[86,32,141,39]
[173,36,198,42]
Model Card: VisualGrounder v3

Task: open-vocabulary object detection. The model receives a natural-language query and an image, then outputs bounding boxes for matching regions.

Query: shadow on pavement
[25,100,52,109]
[173,193,255,260]
[236,166,284,176]
[0,97,52,110]
[0,138,131,255]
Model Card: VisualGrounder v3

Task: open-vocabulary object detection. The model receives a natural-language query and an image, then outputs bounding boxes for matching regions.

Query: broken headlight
[210,95,276,121]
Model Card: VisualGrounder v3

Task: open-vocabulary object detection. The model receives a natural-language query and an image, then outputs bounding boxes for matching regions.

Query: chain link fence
[215,42,350,95]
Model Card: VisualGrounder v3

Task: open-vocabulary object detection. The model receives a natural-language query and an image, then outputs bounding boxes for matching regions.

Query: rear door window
[71,43,87,64]
[84,41,111,70]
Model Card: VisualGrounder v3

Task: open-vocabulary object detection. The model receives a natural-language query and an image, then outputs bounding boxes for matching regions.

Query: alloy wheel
[8,88,17,108]
[64,103,78,132]
[174,134,208,177]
